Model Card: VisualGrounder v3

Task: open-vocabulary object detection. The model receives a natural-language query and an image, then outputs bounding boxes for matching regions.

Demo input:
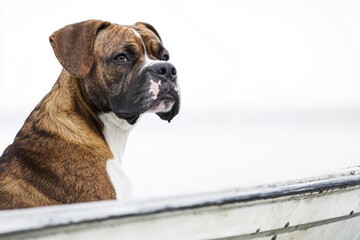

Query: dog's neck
[34,70,136,200]
[60,69,136,199]
[56,70,134,159]
[98,112,135,162]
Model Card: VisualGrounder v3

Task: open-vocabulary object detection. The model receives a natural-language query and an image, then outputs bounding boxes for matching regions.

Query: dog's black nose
[149,62,177,82]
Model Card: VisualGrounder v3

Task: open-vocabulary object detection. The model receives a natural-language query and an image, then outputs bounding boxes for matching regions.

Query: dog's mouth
[113,93,177,125]
[111,84,180,125]
[153,91,180,123]
[148,93,175,113]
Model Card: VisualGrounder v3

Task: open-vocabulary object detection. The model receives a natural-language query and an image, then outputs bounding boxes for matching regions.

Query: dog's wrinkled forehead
[93,23,162,59]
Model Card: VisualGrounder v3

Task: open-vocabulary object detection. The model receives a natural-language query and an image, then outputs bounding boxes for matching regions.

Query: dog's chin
[114,112,140,125]
[147,93,180,122]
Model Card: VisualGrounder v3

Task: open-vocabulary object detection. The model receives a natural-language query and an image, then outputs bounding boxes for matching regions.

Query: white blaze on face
[131,28,163,72]
[149,80,162,100]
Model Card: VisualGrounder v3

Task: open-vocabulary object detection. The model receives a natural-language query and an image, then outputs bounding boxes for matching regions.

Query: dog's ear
[49,20,110,78]
[134,22,162,42]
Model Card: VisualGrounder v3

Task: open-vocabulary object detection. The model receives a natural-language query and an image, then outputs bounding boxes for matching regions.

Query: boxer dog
[0,20,180,209]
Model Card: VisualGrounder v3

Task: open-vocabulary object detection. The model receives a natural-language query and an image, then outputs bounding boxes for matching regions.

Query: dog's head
[50,20,180,124]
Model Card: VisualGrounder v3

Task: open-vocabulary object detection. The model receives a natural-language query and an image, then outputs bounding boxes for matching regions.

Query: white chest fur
[99,113,135,200]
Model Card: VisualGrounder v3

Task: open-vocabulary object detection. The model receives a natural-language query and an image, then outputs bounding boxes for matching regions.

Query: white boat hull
[1,167,360,240]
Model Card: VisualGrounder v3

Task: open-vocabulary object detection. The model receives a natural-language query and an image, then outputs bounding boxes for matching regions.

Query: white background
[1,0,360,199]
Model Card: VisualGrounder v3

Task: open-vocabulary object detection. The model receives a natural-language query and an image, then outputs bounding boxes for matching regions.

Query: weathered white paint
[223,217,360,240]
[1,167,360,240]
[99,112,135,200]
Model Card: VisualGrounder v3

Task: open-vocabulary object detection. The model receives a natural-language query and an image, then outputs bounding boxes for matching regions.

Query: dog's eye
[115,54,128,63]
[162,54,170,61]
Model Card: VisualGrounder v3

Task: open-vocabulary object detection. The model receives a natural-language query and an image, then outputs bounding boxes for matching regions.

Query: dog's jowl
[0,20,180,210]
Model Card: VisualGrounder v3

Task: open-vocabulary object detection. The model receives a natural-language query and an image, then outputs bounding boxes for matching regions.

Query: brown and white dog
[0,20,180,210]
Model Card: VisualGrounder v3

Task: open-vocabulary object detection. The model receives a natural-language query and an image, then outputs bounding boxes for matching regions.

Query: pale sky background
[1,0,360,199]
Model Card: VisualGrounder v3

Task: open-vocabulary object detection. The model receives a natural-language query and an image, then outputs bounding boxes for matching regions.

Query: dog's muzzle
[146,62,180,122]
[109,62,180,125]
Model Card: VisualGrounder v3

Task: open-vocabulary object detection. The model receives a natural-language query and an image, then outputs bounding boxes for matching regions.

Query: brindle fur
[0,20,174,209]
